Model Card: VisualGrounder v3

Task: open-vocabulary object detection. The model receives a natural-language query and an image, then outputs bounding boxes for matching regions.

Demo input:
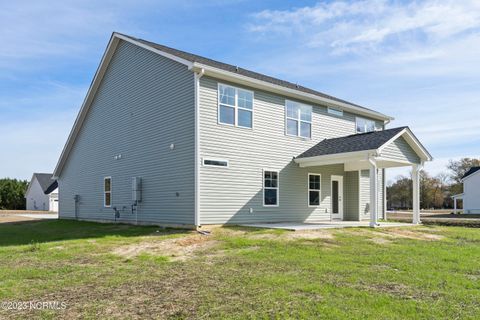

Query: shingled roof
[32,173,57,195]
[296,127,408,159]
[120,33,388,118]
[462,167,480,180]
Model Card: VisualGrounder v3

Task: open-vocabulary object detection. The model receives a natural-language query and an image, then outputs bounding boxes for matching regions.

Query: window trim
[104,176,112,208]
[217,83,254,129]
[285,100,312,139]
[202,158,229,168]
[308,173,321,207]
[263,169,279,207]
[328,107,343,117]
[355,116,376,133]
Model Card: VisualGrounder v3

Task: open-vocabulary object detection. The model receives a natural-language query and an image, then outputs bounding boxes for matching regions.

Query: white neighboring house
[25,173,59,212]
[453,167,480,214]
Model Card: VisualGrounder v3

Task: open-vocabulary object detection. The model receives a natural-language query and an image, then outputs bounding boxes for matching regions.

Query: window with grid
[308,174,321,206]
[263,170,279,206]
[104,177,111,207]
[218,84,253,128]
[286,100,312,138]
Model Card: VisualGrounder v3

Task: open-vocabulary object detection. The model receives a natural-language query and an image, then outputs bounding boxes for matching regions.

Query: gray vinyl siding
[359,170,370,219]
[58,40,195,225]
[359,169,385,221]
[198,76,381,224]
[344,171,359,221]
[381,136,421,164]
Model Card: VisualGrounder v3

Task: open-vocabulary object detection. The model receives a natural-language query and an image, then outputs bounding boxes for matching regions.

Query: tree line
[0,178,28,210]
[387,158,480,210]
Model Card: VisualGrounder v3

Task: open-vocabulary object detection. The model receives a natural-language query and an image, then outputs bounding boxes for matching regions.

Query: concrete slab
[240,221,415,231]
[17,213,58,219]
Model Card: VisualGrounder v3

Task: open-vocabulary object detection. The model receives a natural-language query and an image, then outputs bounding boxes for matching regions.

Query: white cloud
[250,0,480,53]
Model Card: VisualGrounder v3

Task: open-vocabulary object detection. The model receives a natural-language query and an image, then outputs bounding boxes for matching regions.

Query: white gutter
[194,68,205,228]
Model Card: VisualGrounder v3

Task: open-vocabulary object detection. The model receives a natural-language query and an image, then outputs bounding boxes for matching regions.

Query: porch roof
[294,126,432,170]
[297,127,407,159]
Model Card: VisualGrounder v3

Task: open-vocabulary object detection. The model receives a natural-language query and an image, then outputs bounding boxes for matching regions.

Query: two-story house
[53,33,432,228]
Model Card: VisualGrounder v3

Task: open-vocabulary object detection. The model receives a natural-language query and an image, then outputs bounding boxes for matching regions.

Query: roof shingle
[119,33,390,119]
[462,167,480,180]
[296,127,407,159]
[32,173,57,194]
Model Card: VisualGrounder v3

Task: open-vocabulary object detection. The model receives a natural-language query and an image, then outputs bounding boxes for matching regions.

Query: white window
[286,100,312,138]
[356,117,376,133]
[308,174,321,206]
[104,177,111,207]
[218,84,253,128]
[202,158,229,167]
[263,170,279,206]
[328,107,343,117]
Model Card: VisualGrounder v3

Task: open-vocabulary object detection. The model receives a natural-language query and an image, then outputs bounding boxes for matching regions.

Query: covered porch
[294,127,432,227]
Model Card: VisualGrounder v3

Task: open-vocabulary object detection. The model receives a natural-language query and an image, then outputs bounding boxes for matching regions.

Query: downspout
[194,68,205,228]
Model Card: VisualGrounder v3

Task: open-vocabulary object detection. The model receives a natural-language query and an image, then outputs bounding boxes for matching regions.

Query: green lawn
[0,220,479,319]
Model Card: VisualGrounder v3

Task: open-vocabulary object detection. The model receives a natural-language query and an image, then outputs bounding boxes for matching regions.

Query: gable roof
[296,126,432,162]
[297,127,407,159]
[53,32,394,178]
[27,173,57,195]
[462,167,480,180]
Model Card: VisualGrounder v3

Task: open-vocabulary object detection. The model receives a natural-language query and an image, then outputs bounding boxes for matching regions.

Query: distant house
[453,167,480,214]
[25,173,58,212]
[52,33,432,228]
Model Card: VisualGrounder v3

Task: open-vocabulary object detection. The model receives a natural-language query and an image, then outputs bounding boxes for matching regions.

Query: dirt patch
[370,237,392,245]
[383,228,444,241]
[247,230,334,241]
[343,227,444,244]
[0,214,38,224]
[358,281,415,299]
[112,234,218,261]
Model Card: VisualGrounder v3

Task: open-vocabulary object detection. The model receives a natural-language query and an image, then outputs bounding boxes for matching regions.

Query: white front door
[331,176,344,220]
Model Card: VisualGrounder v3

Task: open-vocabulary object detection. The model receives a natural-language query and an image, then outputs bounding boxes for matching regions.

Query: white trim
[194,70,204,227]
[327,107,343,117]
[202,158,229,168]
[355,116,376,133]
[295,150,376,166]
[358,170,362,221]
[217,83,254,129]
[191,63,393,122]
[104,176,112,208]
[330,175,344,220]
[461,169,480,182]
[114,33,193,68]
[307,173,322,207]
[263,169,279,207]
[285,100,312,139]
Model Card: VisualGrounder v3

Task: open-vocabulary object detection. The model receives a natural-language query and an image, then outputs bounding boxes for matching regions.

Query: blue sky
[1,0,479,182]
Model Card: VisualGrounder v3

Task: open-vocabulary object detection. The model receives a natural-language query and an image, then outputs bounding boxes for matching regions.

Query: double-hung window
[356,117,376,133]
[218,84,253,128]
[104,177,111,207]
[286,100,312,138]
[263,170,279,206]
[308,174,321,206]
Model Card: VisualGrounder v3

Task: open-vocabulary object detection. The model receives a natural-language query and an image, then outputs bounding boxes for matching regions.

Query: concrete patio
[241,221,415,231]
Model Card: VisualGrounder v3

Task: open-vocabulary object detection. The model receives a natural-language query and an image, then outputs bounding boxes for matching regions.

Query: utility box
[132,177,142,202]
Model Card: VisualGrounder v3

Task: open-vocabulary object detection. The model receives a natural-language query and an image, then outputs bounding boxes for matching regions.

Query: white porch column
[454,197,457,214]
[369,158,378,227]
[412,164,421,224]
